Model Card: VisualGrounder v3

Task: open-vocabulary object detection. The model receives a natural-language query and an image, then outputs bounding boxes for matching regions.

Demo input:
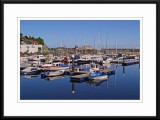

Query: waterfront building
[20,40,43,53]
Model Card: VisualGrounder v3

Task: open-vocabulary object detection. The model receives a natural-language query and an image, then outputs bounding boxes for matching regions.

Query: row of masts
[49,32,138,56]
[97,32,117,55]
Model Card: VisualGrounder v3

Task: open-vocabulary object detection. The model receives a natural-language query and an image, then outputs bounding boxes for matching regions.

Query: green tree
[24,36,28,39]
[20,33,23,37]
[37,37,44,45]
[20,34,45,45]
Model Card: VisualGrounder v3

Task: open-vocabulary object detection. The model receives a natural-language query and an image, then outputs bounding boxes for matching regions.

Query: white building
[20,44,42,53]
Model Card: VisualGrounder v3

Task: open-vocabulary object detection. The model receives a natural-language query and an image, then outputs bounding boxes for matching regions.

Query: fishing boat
[21,67,42,75]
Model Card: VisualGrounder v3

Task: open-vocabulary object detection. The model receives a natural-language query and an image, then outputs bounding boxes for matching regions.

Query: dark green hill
[20,33,44,45]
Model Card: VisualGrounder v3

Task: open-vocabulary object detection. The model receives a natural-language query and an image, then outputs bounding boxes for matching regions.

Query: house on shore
[20,40,43,53]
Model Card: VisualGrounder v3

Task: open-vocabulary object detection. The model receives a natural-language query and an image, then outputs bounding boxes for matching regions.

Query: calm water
[20,64,140,100]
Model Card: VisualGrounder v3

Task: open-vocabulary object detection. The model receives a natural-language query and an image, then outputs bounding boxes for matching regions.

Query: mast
[108,33,109,54]
[84,39,86,54]
[98,32,101,54]
[106,33,107,54]
[106,32,109,54]
[84,33,86,54]
[133,39,135,55]
[116,39,117,56]
[94,36,95,55]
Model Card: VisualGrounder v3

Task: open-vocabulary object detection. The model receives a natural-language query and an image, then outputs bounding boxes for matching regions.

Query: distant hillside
[20,33,44,45]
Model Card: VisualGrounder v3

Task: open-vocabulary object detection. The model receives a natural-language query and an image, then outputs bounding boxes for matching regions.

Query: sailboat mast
[84,39,86,54]
[106,32,109,54]
[98,32,101,54]
[116,39,117,55]
[133,40,134,55]
[94,36,95,55]
[106,33,107,54]
[108,34,109,54]
[84,33,86,54]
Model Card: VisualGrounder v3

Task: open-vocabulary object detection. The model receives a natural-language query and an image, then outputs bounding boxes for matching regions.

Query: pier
[110,60,123,64]
[101,69,115,75]
[122,60,140,66]
[110,60,140,66]
[70,72,89,82]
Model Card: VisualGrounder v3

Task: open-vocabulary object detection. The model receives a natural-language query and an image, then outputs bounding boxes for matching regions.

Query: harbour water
[20,63,140,100]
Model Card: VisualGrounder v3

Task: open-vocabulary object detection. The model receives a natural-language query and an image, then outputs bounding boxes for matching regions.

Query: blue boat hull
[88,71,107,80]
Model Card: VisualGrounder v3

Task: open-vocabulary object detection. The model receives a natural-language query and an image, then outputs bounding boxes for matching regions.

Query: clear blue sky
[20,20,140,49]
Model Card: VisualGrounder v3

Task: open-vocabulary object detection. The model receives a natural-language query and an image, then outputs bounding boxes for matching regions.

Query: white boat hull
[92,75,108,81]
[46,70,64,77]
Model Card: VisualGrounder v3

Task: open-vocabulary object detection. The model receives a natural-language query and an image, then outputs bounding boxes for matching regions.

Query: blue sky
[20,20,140,49]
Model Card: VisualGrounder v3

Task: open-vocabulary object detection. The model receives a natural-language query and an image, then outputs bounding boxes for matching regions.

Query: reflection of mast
[123,65,125,76]
[114,66,117,87]
[72,82,75,94]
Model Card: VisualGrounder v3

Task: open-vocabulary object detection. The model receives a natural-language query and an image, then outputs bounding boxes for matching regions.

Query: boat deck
[71,73,89,79]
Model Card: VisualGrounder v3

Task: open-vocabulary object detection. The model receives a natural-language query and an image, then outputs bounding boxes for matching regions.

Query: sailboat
[103,33,113,64]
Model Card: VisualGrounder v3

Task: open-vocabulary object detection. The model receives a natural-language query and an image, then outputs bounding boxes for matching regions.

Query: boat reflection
[21,74,39,79]
[86,78,108,87]
[45,76,64,81]
[103,63,111,68]
[123,65,125,76]
[70,78,108,94]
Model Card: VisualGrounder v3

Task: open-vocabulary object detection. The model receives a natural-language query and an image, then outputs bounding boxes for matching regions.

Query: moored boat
[41,69,65,78]
[41,62,53,68]
[88,70,108,80]
[21,67,42,75]
[42,62,69,70]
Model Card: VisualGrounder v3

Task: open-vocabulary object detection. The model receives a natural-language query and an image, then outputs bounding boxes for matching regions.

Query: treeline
[20,33,44,45]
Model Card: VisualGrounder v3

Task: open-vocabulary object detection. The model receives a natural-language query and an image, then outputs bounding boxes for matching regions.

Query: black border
[1,0,159,119]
